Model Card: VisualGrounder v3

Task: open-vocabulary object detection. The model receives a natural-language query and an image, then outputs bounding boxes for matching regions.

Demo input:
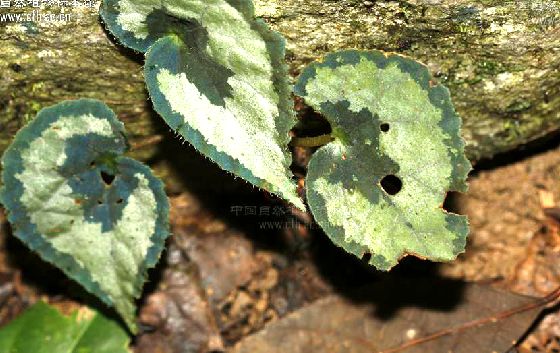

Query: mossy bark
[0,1,559,190]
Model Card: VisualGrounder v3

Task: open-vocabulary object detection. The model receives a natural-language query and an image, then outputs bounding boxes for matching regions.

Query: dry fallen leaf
[232,279,543,353]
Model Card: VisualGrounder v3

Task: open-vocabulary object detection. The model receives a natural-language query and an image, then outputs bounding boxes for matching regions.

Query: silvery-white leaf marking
[101,0,304,209]
[295,51,471,270]
[0,100,169,331]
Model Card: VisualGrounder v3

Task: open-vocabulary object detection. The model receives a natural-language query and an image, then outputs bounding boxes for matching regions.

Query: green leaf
[294,50,471,270]
[0,301,130,353]
[100,0,304,210]
[0,99,170,331]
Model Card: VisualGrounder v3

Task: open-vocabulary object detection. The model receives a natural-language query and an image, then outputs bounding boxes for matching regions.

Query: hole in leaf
[97,200,103,205]
[89,161,95,167]
[380,175,402,195]
[116,198,124,204]
[442,192,461,213]
[361,252,372,262]
[380,123,390,132]
[100,171,115,185]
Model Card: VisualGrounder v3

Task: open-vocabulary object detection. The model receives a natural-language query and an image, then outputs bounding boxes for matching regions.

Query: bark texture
[0,1,559,189]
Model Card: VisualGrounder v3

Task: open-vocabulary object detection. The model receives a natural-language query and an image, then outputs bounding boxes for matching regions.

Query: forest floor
[0,135,560,353]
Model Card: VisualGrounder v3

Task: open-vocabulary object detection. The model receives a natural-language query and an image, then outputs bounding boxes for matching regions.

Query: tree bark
[1,1,559,189]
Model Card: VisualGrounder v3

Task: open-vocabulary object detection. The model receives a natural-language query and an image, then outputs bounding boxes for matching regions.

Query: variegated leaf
[294,50,471,270]
[100,0,304,209]
[0,99,170,331]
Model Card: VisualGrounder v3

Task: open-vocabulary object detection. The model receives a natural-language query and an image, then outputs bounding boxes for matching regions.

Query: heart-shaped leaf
[100,0,304,210]
[0,302,131,353]
[294,51,471,270]
[0,99,170,331]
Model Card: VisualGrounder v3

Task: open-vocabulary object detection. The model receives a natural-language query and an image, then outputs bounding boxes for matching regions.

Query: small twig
[12,270,23,297]
[291,134,333,148]
[379,285,560,353]
[129,134,164,151]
